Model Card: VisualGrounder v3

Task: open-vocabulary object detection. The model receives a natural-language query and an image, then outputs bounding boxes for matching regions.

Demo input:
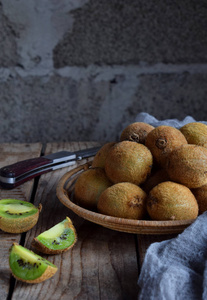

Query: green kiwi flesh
[32,217,77,254]
[0,199,42,233]
[9,243,57,283]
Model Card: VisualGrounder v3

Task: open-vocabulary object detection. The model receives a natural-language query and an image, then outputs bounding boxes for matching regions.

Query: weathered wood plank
[12,142,139,300]
[0,143,42,300]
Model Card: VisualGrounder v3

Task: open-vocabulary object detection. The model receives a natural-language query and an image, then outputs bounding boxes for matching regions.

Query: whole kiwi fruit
[141,168,170,194]
[97,182,147,219]
[105,141,153,185]
[147,181,198,221]
[145,125,188,168]
[166,144,207,188]
[180,122,207,148]
[92,142,116,169]
[74,168,112,210]
[192,184,207,214]
[120,122,154,144]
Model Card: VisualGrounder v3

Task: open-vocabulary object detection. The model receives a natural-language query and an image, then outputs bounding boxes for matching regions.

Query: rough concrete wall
[54,0,207,66]
[0,2,19,67]
[0,0,207,143]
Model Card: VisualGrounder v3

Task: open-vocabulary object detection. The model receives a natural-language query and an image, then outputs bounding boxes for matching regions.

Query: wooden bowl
[56,163,195,235]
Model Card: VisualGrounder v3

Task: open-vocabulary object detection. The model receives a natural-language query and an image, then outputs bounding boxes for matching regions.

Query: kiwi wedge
[0,199,42,233]
[9,243,57,283]
[32,217,77,254]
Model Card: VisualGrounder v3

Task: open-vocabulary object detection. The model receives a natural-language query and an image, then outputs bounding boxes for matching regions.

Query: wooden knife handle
[0,157,52,179]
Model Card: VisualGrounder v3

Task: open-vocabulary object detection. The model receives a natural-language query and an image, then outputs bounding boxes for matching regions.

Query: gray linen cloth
[135,113,207,300]
[138,212,207,300]
[135,112,207,128]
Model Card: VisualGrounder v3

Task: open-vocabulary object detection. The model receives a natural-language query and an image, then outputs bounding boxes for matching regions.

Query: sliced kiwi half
[9,243,57,283]
[0,199,42,233]
[32,217,77,254]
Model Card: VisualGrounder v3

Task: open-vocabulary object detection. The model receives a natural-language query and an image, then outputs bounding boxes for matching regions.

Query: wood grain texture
[1,142,176,299]
[0,143,42,300]
[11,142,140,300]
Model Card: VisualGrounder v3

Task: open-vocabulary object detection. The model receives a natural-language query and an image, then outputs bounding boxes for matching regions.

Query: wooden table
[0,142,176,300]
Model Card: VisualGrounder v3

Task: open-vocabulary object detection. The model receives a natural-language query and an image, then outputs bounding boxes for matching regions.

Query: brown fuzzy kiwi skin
[120,122,154,144]
[0,204,42,234]
[9,243,57,284]
[104,141,153,185]
[192,184,207,214]
[74,168,112,210]
[166,144,207,189]
[92,142,116,168]
[147,181,198,221]
[180,122,207,148]
[145,125,188,168]
[141,168,170,194]
[97,182,147,220]
[32,217,77,255]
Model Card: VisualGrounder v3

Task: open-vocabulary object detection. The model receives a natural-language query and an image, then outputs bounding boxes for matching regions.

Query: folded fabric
[138,211,207,300]
[135,112,207,128]
[135,113,207,299]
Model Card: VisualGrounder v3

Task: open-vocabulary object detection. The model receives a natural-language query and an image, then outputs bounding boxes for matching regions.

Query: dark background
[0,0,207,143]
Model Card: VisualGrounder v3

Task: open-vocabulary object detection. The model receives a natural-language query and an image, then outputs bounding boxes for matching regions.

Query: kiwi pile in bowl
[73,121,207,221]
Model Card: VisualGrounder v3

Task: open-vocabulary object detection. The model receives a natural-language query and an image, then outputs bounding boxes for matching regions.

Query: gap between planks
[0,142,175,300]
[7,142,139,300]
[0,143,43,300]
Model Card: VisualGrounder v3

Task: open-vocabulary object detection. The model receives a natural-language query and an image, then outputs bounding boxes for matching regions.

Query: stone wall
[0,0,207,143]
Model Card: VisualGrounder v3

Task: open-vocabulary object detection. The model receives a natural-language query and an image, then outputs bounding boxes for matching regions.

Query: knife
[0,146,101,189]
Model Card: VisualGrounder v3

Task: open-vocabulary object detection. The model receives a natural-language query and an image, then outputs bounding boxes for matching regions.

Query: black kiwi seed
[52,239,60,245]
[59,232,68,240]
[5,210,24,216]
[17,259,31,269]
[17,259,24,267]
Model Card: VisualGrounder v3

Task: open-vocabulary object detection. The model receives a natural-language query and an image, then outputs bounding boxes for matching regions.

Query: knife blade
[0,146,101,189]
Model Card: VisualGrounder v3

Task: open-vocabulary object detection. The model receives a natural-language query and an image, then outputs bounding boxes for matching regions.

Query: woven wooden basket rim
[56,162,195,234]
